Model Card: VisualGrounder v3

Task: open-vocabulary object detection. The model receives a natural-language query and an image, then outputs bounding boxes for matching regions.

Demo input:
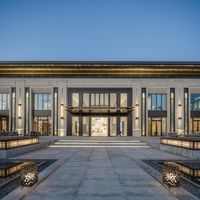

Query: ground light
[163,162,181,187]
[21,162,38,187]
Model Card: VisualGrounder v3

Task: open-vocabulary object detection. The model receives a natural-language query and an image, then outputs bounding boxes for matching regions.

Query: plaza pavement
[5,137,193,200]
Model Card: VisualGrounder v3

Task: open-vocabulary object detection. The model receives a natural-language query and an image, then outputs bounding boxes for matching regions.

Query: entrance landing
[7,137,192,200]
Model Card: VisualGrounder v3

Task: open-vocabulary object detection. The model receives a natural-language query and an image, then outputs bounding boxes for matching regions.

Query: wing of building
[0,61,200,136]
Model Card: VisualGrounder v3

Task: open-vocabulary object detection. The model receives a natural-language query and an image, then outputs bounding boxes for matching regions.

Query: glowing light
[163,163,181,187]
[21,163,38,187]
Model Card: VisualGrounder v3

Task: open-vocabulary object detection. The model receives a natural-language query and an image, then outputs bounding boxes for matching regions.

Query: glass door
[110,117,117,136]
[151,119,161,136]
[91,117,108,136]
[192,118,200,132]
[33,116,52,136]
[82,117,89,136]
[120,117,127,136]
[72,116,79,136]
[0,116,8,131]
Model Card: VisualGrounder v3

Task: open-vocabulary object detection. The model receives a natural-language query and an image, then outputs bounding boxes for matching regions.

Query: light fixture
[21,162,38,187]
[18,103,22,119]
[163,163,181,187]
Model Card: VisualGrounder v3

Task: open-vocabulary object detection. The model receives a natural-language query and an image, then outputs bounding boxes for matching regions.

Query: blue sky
[0,0,200,61]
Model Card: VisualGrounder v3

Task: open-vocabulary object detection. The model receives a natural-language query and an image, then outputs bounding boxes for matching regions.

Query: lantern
[21,162,38,187]
[163,162,181,187]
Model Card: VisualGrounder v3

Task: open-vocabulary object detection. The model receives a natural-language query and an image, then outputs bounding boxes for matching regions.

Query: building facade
[0,61,200,137]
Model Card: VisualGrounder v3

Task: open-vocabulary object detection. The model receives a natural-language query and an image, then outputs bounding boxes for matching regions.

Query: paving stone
[7,137,187,200]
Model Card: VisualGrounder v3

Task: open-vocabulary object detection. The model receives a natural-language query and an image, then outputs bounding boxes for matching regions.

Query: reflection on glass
[148,95,151,110]
[96,93,99,106]
[191,117,200,132]
[120,93,127,107]
[72,93,79,107]
[148,117,167,136]
[34,93,51,110]
[0,117,8,131]
[152,94,156,110]
[157,94,162,110]
[120,117,127,136]
[72,116,79,136]
[110,93,117,107]
[100,94,104,106]
[148,93,167,111]
[191,94,200,111]
[82,117,89,136]
[0,93,9,110]
[83,93,89,107]
[110,117,117,136]
[33,116,52,135]
[162,95,166,110]
[91,117,108,136]
[105,94,109,106]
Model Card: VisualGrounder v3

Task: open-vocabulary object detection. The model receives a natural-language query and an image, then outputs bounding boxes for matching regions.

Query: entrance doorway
[91,117,108,136]
[191,118,200,132]
[33,116,52,135]
[148,117,166,136]
[151,119,161,136]
[0,116,8,131]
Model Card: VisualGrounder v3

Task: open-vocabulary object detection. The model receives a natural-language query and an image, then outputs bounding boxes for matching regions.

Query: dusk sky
[0,0,200,61]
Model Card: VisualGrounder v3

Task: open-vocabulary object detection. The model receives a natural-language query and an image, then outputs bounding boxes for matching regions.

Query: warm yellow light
[21,163,38,187]
[163,163,181,187]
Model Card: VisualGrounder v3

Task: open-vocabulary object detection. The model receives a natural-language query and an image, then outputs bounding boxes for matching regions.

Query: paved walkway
[9,137,188,200]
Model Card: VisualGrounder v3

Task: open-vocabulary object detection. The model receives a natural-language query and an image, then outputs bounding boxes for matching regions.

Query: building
[0,61,200,137]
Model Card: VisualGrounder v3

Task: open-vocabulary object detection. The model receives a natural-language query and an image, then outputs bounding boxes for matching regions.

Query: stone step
[49,139,149,148]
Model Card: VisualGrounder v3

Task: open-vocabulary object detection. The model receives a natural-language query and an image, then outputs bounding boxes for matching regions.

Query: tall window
[83,93,89,107]
[91,93,109,106]
[72,93,79,107]
[148,94,167,111]
[191,94,200,111]
[34,93,51,110]
[0,93,9,110]
[110,93,117,107]
[120,93,128,107]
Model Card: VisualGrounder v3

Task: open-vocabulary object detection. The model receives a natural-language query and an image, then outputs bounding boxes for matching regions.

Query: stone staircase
[49,137,150,148]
